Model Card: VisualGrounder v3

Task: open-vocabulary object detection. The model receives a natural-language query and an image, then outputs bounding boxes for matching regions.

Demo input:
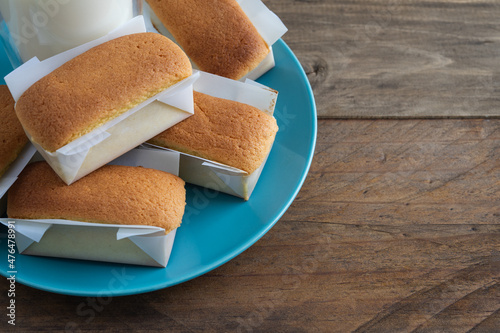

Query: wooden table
[1,1,499,332]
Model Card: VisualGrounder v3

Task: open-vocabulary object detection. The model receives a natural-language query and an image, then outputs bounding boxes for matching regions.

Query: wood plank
[266,0,500,118]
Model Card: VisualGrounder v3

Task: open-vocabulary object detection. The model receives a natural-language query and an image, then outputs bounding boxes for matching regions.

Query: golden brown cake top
[8,162,186,233]
[147,0,269,80]
[0,85,28,177]
[15,32,192,152]
[149,91,278,174]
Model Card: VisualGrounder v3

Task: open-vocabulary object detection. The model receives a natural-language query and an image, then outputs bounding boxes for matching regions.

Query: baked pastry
[8,162,185,233]
[146,0,269,80]
[149,91,278,174]
[0,85,28,177]
[15,32,192,152]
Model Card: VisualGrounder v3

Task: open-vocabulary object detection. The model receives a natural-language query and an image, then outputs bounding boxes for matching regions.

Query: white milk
[0,0,135,63]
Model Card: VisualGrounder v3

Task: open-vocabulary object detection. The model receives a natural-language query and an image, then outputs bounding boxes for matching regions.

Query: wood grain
[266,0,500,118]
[0,118,498,332]
[0,1,499,332]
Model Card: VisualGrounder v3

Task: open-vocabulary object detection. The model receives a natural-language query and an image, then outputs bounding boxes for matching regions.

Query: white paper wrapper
[0,148,182,267]
[0,143,37,215]
[143,0,287,81]
[145,71,278,200]
[4,16,198,185]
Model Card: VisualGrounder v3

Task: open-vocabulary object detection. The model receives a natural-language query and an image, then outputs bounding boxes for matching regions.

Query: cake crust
[15,32,192,152]
[8,162,186,233]
[146,0,269,80]
[0,85,28,177]
[149,91,278,174]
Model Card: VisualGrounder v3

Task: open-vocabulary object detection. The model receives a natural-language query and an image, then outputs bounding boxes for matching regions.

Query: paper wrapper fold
[0,148,181,267]
[0,143,36,215]
[143,0,287,80]
[4,16,199,185]
[145,71,278,200]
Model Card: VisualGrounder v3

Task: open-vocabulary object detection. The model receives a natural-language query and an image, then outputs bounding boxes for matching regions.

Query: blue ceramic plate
[0,39,317,296]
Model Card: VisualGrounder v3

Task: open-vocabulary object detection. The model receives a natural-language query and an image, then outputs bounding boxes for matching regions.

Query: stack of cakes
[0,0,286,266]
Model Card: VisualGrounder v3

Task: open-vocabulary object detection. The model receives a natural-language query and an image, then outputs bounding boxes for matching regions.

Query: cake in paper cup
[147,71,279,200]
[1,148,183,267]
[145,0,287,80]
[5,16,198,185]
[0,85,36,215]
[0,85,28,178]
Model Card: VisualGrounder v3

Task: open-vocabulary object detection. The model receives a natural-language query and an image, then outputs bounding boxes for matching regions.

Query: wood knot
[302,56,328,88]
